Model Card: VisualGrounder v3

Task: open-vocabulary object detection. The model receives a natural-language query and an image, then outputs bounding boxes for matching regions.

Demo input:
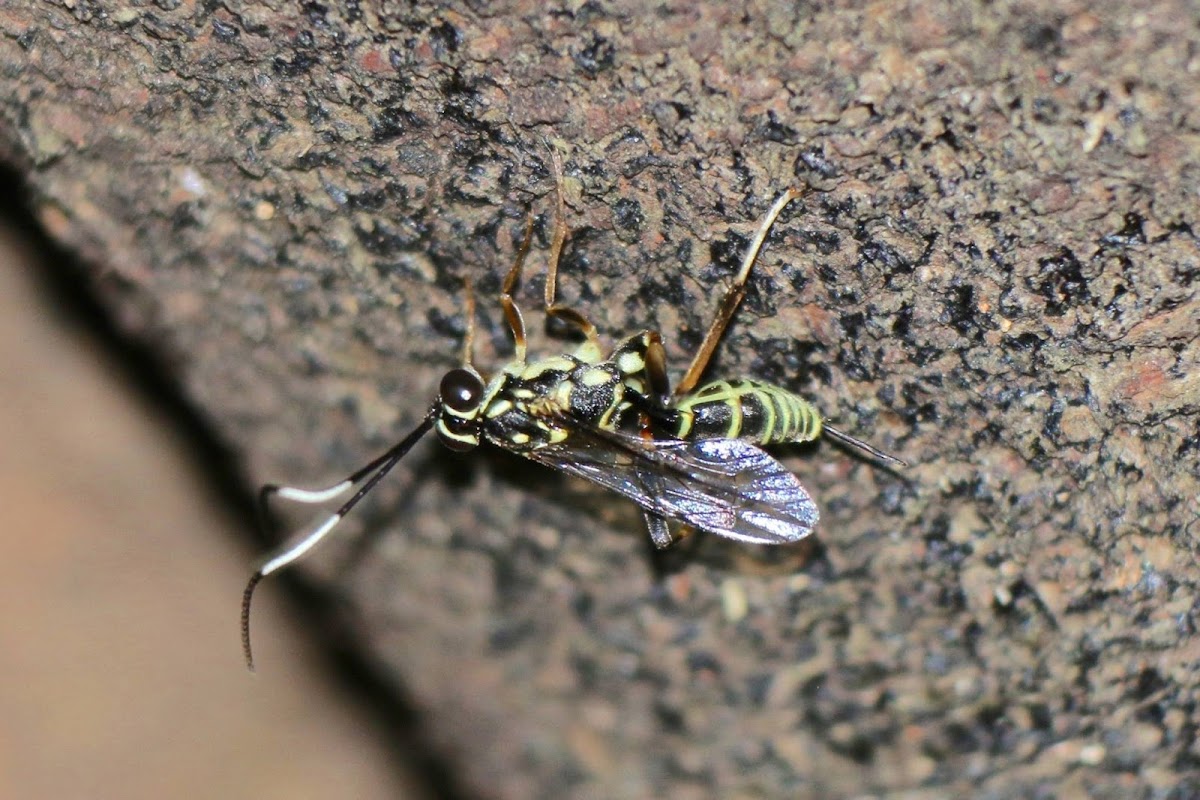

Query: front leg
[609,331,671,403]
[642,510,676,549]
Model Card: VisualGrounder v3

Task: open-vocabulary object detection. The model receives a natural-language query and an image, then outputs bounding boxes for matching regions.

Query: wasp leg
[542,146,568,313]
[622,386,683,437]
[675,189,804,397]
[460,275,478,368]
[643,332,670,405]
[548,305,604,363]
[541,145,605,362]
[643,510,676,549]
[500,214,536,365]
[607,331,672,403]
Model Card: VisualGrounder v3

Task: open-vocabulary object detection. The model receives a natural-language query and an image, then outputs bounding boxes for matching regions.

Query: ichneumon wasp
[242,155,904,669]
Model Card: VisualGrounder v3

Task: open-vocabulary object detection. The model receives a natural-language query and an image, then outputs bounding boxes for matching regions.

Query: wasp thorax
[436,367,485,451]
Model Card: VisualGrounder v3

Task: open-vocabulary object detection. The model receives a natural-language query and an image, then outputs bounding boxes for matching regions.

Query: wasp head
[435,367,486,451]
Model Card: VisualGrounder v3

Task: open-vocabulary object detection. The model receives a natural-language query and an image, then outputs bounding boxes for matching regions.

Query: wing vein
[511,421,818,545]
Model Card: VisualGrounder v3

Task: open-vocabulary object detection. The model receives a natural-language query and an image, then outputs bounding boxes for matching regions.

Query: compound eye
[440,368,484,412]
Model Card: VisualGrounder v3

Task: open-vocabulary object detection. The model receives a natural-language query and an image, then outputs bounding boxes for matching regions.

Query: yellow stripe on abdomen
[675,380,823,444]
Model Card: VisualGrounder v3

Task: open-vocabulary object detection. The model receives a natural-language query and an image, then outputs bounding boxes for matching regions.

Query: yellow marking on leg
[555,380,575,405]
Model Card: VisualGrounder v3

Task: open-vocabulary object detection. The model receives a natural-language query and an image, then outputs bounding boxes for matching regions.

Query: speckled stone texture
[2,1,1198,797]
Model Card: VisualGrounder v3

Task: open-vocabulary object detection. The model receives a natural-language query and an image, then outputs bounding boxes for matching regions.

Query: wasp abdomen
[674,379,823,445]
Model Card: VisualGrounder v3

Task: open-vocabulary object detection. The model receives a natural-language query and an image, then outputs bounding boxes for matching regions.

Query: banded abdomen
[672,379,823,445]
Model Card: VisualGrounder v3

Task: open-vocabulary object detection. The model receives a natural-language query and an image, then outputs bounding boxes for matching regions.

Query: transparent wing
[518,427,818,545]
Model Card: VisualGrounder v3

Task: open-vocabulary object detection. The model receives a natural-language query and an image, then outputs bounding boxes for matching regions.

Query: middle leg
[541,146,604,362]
[499,213,536,365]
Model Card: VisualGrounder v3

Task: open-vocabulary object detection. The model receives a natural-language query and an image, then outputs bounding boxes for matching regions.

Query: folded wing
[520,427,818,546]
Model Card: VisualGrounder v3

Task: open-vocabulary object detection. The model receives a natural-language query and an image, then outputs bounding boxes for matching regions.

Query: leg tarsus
[643,510,676,549]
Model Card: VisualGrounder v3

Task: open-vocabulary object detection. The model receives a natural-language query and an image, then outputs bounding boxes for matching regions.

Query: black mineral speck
[1100,212,1147,247]
[705,232,751,281]
[653,700,687,732]
[372,104,421,142]
[686,650,722,675]
[943,284,981,337]
[170,202,200,231]
[1023,20,1063,56]
[612,197,645,237]
[430,19,460,54]
[891,303,913,339]
[273,50,318,77]
[429,304,465,343]
[885,125,922,151]
[794,145,839,179]
[294,149,338,170]
[858,240,914,277]
[799,228,840,258]
[354,218,426,255]
[1032,247,1091,315]
[572,32,615,76]
[211,17,239,42]
[345,188,386,211]
[757,110,797,144]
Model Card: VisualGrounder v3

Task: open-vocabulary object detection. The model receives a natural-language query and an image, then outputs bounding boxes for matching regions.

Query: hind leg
[674,189,803,397]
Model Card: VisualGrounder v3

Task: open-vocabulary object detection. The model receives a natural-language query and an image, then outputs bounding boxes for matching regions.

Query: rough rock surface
[2,1,1198,797]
